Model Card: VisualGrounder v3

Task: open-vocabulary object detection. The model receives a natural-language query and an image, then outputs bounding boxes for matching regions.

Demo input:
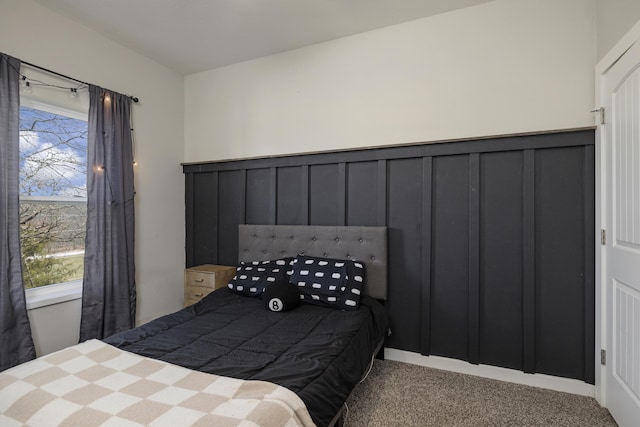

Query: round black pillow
[263,281,300,312]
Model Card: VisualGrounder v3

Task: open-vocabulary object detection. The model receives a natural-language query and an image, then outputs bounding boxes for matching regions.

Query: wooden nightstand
[184,264,236,306]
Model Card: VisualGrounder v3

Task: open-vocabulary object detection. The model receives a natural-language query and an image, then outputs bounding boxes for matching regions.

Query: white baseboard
[384,348,595,398]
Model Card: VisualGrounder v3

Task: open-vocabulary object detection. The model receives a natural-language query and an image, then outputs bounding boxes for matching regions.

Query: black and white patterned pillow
[227,258,293,297]
[290,255,366,310]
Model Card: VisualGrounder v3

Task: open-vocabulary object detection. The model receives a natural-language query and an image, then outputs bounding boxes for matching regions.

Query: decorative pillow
[227,258,293,297]
[263,280,301,312]
[290,255,366,310]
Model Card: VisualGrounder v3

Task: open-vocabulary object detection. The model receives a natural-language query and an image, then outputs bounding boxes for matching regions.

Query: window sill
[26,280,83,310]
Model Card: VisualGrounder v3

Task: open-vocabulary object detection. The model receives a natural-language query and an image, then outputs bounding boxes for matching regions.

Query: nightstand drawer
[184,284,215,302]
[185,271,217,289]
[183,264,236,306]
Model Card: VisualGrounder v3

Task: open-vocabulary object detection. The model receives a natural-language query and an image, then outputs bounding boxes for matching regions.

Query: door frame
[595,18,640,407]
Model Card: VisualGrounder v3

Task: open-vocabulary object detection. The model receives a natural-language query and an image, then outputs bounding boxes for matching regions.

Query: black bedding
[104,288,389,427]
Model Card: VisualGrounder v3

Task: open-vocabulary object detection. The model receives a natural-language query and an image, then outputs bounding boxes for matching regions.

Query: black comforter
[104,289,389,426]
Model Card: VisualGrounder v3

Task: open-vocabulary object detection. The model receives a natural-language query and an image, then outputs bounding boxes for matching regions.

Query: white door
[603,40,640,427]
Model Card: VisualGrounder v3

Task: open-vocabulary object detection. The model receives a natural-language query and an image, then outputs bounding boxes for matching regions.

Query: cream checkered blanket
[0,340,315,426]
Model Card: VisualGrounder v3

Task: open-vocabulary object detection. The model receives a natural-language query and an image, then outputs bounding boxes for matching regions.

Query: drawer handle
[195,278,204,282]
[194,293,204,297]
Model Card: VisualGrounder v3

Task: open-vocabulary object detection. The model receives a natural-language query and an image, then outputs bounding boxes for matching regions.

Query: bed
[0,224,390,427]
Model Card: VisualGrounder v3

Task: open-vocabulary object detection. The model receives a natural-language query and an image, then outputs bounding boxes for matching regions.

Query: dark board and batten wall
[183,129,595,384]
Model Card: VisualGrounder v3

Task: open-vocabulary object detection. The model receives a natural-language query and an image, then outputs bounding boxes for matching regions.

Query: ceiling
[34,0,494,75]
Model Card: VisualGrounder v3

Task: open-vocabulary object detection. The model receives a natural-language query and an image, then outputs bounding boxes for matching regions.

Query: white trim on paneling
[385,348,595,398]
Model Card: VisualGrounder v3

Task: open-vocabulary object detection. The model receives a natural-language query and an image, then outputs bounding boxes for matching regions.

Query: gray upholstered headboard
[238,224,388,300]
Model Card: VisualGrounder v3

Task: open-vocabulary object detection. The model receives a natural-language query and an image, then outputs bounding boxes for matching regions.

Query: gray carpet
[344,359,617,426]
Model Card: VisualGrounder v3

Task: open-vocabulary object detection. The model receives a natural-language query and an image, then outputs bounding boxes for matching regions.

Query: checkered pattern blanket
[0,340,315,426]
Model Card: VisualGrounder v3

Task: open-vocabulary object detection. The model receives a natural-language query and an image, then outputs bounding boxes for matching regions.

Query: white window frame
[20,98,88,309]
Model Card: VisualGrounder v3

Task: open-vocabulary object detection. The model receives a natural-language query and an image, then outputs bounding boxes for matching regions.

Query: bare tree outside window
[19,106,87,288]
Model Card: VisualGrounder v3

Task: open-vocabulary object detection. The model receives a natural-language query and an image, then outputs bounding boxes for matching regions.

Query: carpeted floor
[344,359,617,426]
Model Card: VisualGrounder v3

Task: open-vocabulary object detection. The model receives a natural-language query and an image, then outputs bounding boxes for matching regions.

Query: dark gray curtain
[0,53,36,371]
[80,85,136,341]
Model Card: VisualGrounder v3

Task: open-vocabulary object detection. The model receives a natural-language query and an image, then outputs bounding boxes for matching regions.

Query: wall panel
[430,155,470,361]
[188,172,218,267]
[535,147,588,380]
[479,151,524,370]
[309,164,343,225]
[387,158,424,353]
[183,129,596,383]
[346,161,380,226]
[246,168,273,225]
[277,166,306,225]
[217,170,245,266]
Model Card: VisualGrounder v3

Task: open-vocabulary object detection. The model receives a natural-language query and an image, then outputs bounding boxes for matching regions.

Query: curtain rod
[21,60,140,103]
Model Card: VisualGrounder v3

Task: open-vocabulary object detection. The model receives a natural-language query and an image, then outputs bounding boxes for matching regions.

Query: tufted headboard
[238,224,388,300]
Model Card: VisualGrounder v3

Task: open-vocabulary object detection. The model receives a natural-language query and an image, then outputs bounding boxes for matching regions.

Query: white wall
[0,0,185,355]
[184,0,596,163]
[27,299,82,356]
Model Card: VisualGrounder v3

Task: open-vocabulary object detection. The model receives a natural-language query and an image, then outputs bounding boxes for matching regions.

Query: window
[19,102,88,295]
